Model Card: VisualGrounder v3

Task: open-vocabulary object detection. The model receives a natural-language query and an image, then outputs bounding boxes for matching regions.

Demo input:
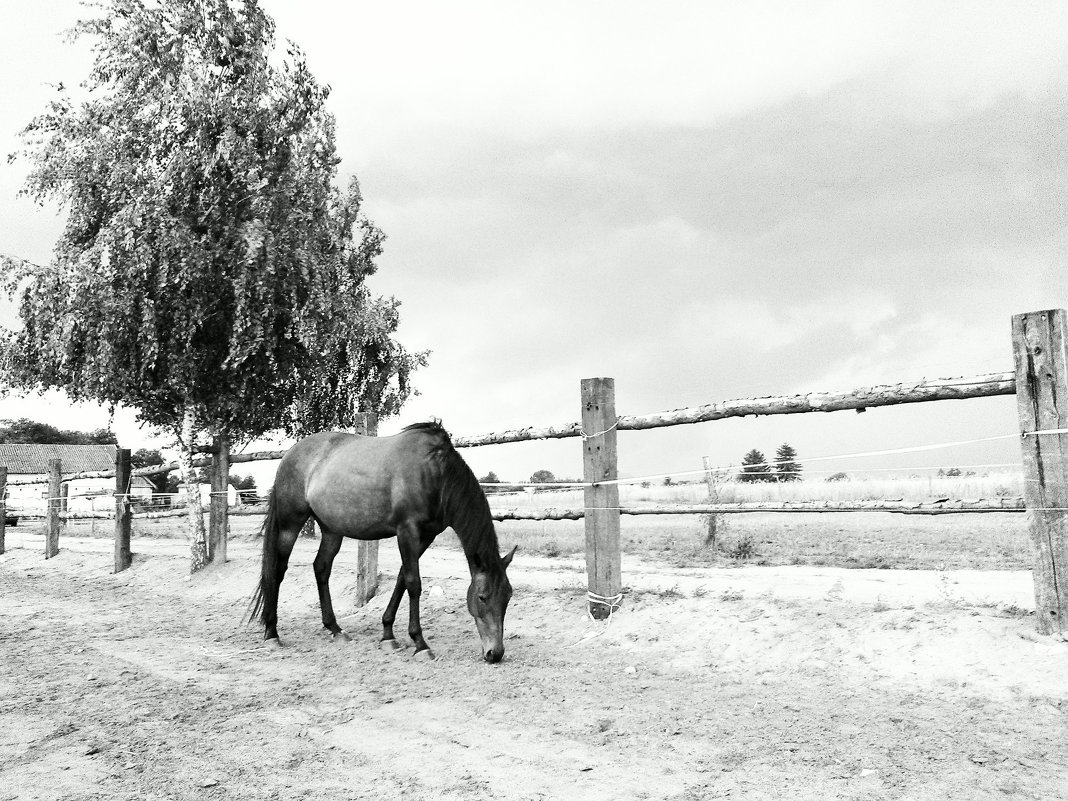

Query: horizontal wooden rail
[3,372,1016,481]
[454,372,1016,448]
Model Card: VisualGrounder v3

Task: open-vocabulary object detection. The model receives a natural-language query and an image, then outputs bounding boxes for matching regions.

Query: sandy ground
[1,532,1067,801]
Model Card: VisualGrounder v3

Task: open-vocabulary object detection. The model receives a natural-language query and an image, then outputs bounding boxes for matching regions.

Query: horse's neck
[452,515,500,570]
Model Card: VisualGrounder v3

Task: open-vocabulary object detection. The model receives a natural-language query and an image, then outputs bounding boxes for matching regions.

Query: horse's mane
[403,420,501,569]
[401,420,449,436]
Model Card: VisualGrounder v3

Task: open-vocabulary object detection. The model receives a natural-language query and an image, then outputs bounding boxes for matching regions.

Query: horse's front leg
[380,573,407,652]
[398,524,434,659]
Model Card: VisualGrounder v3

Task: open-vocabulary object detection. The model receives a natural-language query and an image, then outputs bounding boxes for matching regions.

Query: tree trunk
[182,408,209,573]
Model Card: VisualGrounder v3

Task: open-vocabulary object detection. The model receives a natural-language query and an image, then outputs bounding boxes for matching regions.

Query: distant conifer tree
[774,443,802,482]
[739,449,772,483]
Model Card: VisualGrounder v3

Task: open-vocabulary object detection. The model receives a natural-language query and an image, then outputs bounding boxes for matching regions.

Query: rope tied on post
[580,419,619,441]
[587,589,624,619]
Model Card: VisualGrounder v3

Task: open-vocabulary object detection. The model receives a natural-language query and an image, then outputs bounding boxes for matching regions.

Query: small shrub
[727,534,756,560]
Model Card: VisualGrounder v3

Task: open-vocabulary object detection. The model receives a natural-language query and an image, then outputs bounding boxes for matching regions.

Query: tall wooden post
[0,467,7,556]
[46,458,61,559]
[1013,309,1068,636]
[114,448,132,573]
[581,378,622,619]
[209,434,230,564]
[355,412,380,606]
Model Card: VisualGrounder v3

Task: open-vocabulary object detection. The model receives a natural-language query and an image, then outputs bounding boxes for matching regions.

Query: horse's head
[467,545,517,663]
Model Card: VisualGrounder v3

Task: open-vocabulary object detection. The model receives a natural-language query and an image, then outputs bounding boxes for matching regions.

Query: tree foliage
[529,469,556,484]
[0,417,118,445]
[773,442,802,482]
[1,0,425,447]
[1,0,426,570]
[738,449,772,483]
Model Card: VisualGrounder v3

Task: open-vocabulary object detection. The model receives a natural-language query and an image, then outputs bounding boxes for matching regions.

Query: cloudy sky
[0,1,1064,485]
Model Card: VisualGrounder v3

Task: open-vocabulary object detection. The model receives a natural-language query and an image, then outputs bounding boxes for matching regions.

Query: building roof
[0,444,119,475]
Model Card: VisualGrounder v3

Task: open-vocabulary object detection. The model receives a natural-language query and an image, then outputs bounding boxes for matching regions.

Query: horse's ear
[501,545,518,569]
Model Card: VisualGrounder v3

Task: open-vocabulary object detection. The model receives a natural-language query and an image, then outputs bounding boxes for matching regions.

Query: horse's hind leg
[263,526,300,644]
[313,530,349,641]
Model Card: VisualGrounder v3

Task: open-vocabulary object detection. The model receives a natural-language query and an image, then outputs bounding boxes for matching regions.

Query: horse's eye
[478,594,488,604]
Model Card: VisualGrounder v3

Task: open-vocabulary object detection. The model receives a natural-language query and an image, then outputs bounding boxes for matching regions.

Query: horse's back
[277,427,446,539]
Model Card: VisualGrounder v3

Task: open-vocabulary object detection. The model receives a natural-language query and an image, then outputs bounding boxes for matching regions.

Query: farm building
[0,444,155,515]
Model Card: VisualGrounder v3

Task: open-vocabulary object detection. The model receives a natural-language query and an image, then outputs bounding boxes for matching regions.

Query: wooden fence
[2,308,1064,635]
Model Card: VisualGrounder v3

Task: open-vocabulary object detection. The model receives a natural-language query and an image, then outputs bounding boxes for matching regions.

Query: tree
[131,447,168,492]
[479,471,500,484]
[0,418,118,445]
[738,449,772,483]
[229,472,257,501]
[774,443,802,482]
[529,469,556,484]
[1,0,424,571]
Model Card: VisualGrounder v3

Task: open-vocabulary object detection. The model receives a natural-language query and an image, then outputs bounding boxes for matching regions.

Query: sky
[0,0,1065,488]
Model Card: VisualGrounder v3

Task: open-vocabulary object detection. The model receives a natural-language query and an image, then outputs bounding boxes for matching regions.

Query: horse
[247,422,516,662]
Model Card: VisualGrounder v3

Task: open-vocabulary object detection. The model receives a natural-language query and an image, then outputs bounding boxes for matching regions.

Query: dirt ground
[2,531,1067,801]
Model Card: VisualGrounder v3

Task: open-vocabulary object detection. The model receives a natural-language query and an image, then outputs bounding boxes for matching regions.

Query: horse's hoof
[264,638,283,650]
[379,639,403,653]
[331,630,352,643]
[414,648,436,661]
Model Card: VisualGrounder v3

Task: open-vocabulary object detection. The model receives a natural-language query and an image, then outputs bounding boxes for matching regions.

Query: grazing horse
[248,422,516,662]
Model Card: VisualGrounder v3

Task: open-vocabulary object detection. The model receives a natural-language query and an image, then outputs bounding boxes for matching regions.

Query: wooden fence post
[209,434,230,564]
[46,458,61,559]
[355,412,379,606]
[0,466,6,556]
[702,455,719,551]
[581,377,622,619]
[114,448,132,573]
[1012,309,1068,636]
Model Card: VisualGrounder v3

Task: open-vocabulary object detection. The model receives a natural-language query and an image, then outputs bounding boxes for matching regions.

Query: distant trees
[0,418,117,445]
[131,448,168,493]
[529,469,556,484]
[479,470,507,495]
[739,444,802,483]
[229,473,258,502]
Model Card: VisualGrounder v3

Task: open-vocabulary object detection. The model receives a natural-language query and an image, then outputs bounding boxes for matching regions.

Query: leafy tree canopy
[0,417,117,445]
[529,469,556,484]
[1,0,426,449]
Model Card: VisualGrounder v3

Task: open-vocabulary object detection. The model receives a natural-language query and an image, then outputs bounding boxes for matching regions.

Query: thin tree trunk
[182,408,209,573]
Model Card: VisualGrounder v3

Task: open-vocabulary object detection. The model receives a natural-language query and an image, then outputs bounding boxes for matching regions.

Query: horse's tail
[245,488,280,632]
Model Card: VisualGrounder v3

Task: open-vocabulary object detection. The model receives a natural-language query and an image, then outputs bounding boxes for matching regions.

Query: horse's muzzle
[483,647,503,664]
